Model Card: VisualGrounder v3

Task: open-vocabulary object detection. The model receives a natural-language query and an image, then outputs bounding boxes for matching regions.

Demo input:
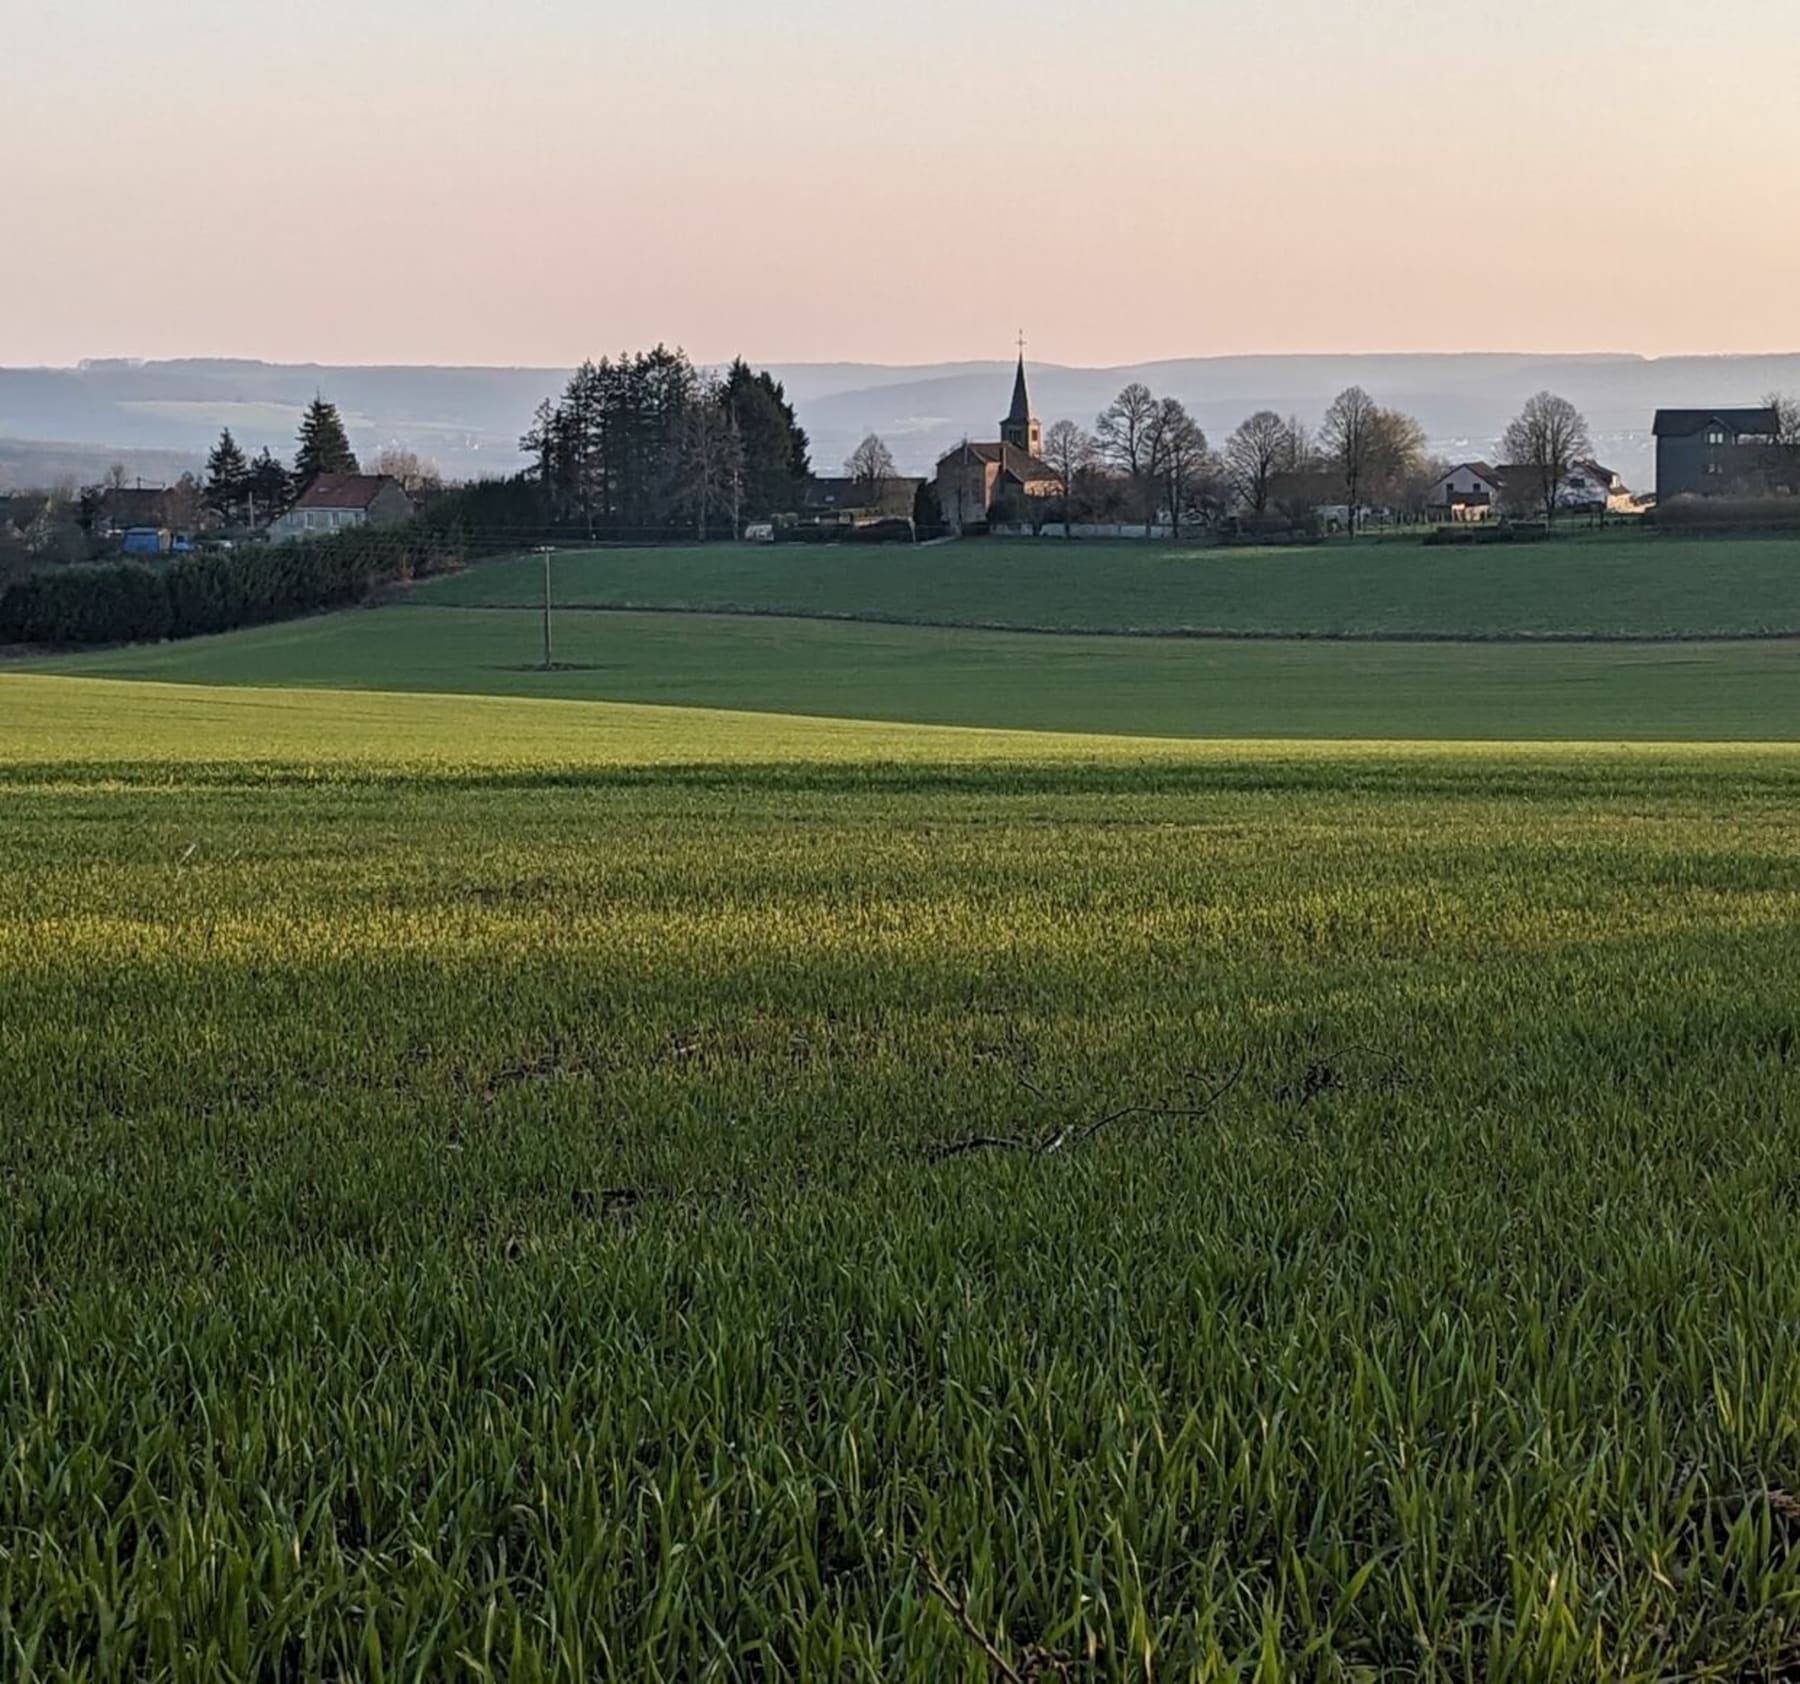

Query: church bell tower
[1000,339,1041,457]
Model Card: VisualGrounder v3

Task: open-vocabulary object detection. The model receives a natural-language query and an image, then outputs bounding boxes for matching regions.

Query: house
[269,473,415,543]
[92,485,174,536]
[1427,463,1506,521]
[1653,407,1792,499]
[1491,460,1634,518]
[931,355,1061,528]
[800,475,923,523]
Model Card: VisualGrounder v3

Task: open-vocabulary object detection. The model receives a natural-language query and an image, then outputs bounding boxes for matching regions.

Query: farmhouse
[1653,407,1794,500]
[270,473,414,544]
[801,475,923,523]
[931,355,1060,529]
[1427,463,1506,521]
[1429,460,1633,521]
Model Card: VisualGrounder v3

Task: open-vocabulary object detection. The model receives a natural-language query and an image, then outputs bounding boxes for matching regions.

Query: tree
[1500,391,1591,525]
[722,360,811,520]
[204,428,250,520]
[1319,386,1383,537]
[1762,391,1800,447]
[845,433,898,513]
[1225,411,1289,516]
[681,377,746,539]
[1041,419,1096,538]
[1096,383,1159,532]
[294,397,358,484]
[1279,416,1317,473]
[1147,398,1209,539]
[1366,407,1428,515]
[246,447,292,523]
[370,446,442,494]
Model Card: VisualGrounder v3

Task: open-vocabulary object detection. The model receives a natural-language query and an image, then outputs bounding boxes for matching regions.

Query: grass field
[411,534,1800,639]
[32,605,1800,741]
[5,674,1800,1678]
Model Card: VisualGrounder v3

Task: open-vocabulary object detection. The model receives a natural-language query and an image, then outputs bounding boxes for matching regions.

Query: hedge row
[0,523,464,647]
[1422,524,1553,547]
[1650,496,1800,533]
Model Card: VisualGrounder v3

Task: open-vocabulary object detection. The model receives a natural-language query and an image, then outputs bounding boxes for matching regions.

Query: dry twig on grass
[925,1055,1247,1163]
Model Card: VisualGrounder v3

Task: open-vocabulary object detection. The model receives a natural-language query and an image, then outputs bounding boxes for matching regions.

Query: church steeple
[1000,337,1041,458]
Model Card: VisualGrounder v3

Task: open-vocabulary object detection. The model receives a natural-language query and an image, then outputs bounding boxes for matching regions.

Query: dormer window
[1707,429,1728,446]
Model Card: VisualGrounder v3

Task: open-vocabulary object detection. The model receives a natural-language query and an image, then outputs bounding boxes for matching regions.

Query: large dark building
[1653,407,1794,500]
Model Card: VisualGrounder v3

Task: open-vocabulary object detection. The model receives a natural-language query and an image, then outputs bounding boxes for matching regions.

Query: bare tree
[371,446,442,495]
[684,377,746,539]
[845,433,898,514]
[1319,386,1383,537]
[1147,397,1208,539]
[1279,416,1318,473]
[1762,391,1800,447]
[1367,407,1428,520]
[1040,419,1095,539]
[1500,391,1592,526]
[1096,383,1159,531]
[1225,410,1289,516]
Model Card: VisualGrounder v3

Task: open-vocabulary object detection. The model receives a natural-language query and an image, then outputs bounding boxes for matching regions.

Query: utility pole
[535,545,556,669]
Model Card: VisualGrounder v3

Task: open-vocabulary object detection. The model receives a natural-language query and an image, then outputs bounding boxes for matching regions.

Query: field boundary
[396,598,1800,647]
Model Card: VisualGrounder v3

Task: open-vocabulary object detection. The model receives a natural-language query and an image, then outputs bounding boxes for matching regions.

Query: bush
[1649,496,1800,534]
[1422,524,1552,548]
[0,562,173,645]
[0,520,466,648]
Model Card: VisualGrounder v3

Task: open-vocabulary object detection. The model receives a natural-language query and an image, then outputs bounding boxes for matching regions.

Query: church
[931,353,1060,529]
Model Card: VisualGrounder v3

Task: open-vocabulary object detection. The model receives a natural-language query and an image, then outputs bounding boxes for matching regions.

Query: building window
[1707,430,1727,446]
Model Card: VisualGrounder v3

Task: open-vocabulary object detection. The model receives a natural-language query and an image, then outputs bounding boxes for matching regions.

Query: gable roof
[1435,461,1503,487]
[937,440,1059,482]
[290,473,407,511]
[1652,407,1779,439]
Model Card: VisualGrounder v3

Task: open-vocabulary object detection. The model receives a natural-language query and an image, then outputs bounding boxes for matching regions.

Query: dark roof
[1652,407,1779,439]
[802,475,924,510]
[291,473,407,511]
[1005,354,1032,427]
[99,486,171,523]
[1437,462,1502,484]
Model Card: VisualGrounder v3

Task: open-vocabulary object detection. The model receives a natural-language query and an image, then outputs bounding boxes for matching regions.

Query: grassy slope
[32,603,1800,740]
[413,534,1800,638]
[5,678,1800,1676]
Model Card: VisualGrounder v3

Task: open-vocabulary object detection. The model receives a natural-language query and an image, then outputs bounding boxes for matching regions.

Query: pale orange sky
[6,0,1799,367]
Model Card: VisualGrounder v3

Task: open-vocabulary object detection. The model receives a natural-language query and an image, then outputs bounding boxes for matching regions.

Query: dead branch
[914,1550,1026,1684]
[928,1055,1248,1163]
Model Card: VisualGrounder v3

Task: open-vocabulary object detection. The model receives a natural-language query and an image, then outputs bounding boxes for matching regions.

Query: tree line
[520,350,811,539]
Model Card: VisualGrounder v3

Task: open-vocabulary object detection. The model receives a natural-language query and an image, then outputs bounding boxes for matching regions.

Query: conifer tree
[246,446,293,521]
[204,428,250,518]
[294,397,358,484]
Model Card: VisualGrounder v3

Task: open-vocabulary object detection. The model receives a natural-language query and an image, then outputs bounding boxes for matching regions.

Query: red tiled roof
[291,473,404,511]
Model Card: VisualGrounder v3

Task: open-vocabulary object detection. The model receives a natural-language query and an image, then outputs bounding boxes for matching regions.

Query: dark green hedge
[0,522,464,647]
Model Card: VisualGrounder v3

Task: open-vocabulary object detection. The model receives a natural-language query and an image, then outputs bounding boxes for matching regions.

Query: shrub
[1,521,466,648]
[0,562,173,645]
[1649,496,1800,534]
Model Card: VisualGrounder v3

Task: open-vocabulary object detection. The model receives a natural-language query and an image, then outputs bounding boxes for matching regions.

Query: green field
[7,534,1800,1676]
[412,534,1800,639]
[4,675,1800,1678]
[30,604,1800,741]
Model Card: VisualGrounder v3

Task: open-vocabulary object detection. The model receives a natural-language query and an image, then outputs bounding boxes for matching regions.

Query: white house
[270,473,414,544]
[1426,463,1506,521]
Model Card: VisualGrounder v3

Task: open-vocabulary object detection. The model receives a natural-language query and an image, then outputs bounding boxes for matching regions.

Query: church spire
[1000,335,1040,457]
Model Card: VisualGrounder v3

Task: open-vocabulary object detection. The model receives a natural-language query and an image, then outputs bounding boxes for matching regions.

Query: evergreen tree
[204,428,250,519]
[721,359,811,518]
[294,397,358,485]
[246,447,293,521]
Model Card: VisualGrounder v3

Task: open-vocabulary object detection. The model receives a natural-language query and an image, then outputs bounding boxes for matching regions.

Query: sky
[6,0,1800,368]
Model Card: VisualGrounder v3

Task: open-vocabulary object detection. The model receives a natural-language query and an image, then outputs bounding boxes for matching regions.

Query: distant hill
[5,352,1800,491]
